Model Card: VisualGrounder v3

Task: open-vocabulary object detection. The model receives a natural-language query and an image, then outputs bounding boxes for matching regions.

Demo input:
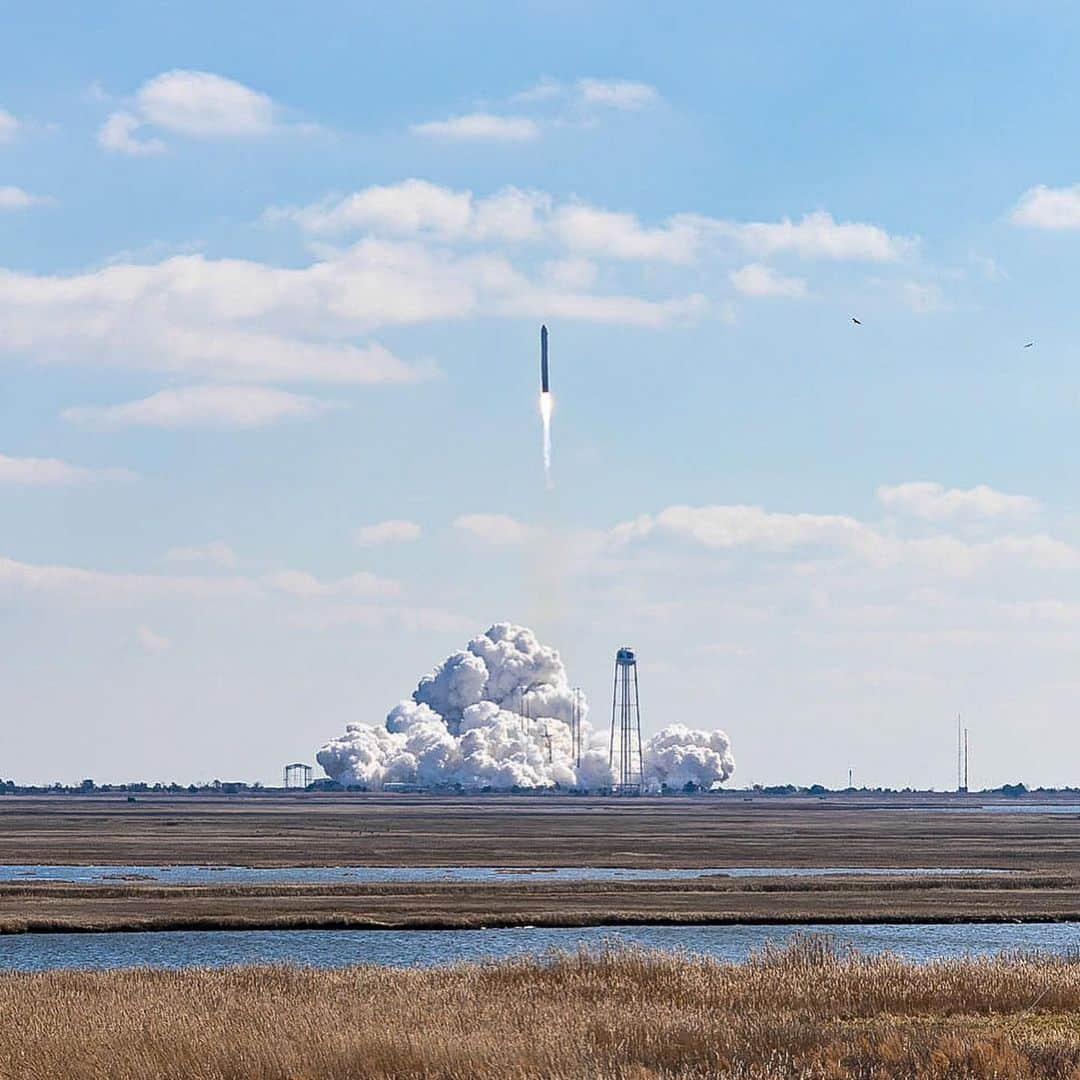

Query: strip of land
[0,793,1077,868]
[1,941,1077,1079]
[0,873,1076,932]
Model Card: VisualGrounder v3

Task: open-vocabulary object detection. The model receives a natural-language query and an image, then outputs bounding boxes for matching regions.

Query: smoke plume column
[539,325,553,488]
[316,623,737,791]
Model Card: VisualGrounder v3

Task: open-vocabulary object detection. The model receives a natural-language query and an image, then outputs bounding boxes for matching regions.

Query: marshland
[3,938,1078,1079]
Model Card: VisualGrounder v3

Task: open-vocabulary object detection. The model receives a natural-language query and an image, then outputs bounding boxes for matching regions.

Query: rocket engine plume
[540,391,553,488]
[539,324,553,487]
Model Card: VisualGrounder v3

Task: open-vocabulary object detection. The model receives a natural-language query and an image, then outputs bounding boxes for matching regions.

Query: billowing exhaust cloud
[316,623,735,791]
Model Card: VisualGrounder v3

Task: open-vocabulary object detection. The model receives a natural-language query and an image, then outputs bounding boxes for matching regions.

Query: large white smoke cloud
[316,623,735,791]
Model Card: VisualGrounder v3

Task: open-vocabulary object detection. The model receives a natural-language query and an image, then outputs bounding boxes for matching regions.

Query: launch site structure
[570,687,584,768]
[283,763,312,789]
[610,647,644,793]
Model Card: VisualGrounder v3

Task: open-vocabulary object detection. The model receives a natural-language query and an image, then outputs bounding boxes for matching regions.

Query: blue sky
[4,2,1080,787]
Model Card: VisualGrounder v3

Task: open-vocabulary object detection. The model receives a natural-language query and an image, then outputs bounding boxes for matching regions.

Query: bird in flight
[1024,341,1035,348]
[851,317,862,325]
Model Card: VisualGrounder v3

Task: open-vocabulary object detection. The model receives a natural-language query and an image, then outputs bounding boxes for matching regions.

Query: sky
[4,1,1080,788]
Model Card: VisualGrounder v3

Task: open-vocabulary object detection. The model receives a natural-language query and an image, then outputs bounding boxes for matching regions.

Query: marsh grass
[1,936,1078,1078]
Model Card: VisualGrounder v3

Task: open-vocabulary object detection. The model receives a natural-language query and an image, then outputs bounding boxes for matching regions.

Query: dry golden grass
[1,937,1079,1078]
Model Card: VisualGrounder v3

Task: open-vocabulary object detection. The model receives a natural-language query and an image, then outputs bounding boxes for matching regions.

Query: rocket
[540,324,550,393]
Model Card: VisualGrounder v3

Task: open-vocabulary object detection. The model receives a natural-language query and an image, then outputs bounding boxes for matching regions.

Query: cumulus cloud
[0,552,402,606]
[97,111,165,156]
[878,482,1040,521]
[355,520,422,546]
[454,513,532,545]
[713,210,914,261]
[0,235,700,386]
[611,497,1080,577]
[263,569,398,599]
[279,180,912,269]
[163,541,237,568]
[0,186,48,211]
[62,385,338,429]
[0,109,19,143]
[0,252,429,385]
[410,113,539,141]
[577,78,659,110]
[316,622,734,791]
[0,554,259,602]
[1010,184,1080,229]
[550,203,699,264]
[511,76,660,111]
[136,625,171,653]
[0,453,133,486]
[99,69,306,154]
[729,262,807,298]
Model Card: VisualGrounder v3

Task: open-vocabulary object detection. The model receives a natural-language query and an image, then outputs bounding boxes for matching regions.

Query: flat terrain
[1,792,1077,868]
[2,940,1078,1078]
[0,794,1077,929]
[0,873,1077,933]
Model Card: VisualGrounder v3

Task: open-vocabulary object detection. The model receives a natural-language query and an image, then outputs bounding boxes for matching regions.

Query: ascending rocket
[540,324,550,393]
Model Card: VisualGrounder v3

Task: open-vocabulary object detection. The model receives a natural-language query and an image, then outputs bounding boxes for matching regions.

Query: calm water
[0,923,1075,972]
[0,864,1008,885]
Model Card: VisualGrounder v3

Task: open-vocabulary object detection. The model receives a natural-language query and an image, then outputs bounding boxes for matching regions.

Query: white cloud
[712,210,913,261]
[63,385,338,430]
[263,569,398,598]
[610,499,1080,577]
[99,69,304,154]
[410,113,539,141]
[0,453,133,486]
[511,78,564,104]
[0,555,259,601]
[137,70,275,137]
[1010,184,1080,229]
[136,625,171,653]
[550,203,698,264]
[0,238,699,388]
[541,257,598,290]
[454,513,532,545]
[0,252,429,385]
[729,263,807,298]
[577,78,659,110]
[280,181,911,271]
[0,109,19,143]
[0,553,399,606]
[97,111,165,156]
[163,541,237,568]
[612,503,871,554]
[354,520,422,546]
[0,186,48,211]
[878,482,1041,521]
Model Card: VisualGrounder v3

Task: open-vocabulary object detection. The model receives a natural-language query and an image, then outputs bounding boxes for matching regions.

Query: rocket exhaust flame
[540,391,553,488]
[539,325,552,487]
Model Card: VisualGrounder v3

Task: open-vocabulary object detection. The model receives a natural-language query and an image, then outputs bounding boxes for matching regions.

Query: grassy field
[1,938,1078,1078]
[0,872,1077,932]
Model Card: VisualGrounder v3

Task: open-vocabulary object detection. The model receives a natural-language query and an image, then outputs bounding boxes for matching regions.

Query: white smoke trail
[539,392,553,488]
[316,623,736,792]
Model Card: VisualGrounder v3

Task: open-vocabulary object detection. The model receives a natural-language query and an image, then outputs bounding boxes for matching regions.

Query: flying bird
[851,317,861,325]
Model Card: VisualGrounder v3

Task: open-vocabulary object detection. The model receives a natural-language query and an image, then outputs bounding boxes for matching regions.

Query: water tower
[609,647,643,793]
